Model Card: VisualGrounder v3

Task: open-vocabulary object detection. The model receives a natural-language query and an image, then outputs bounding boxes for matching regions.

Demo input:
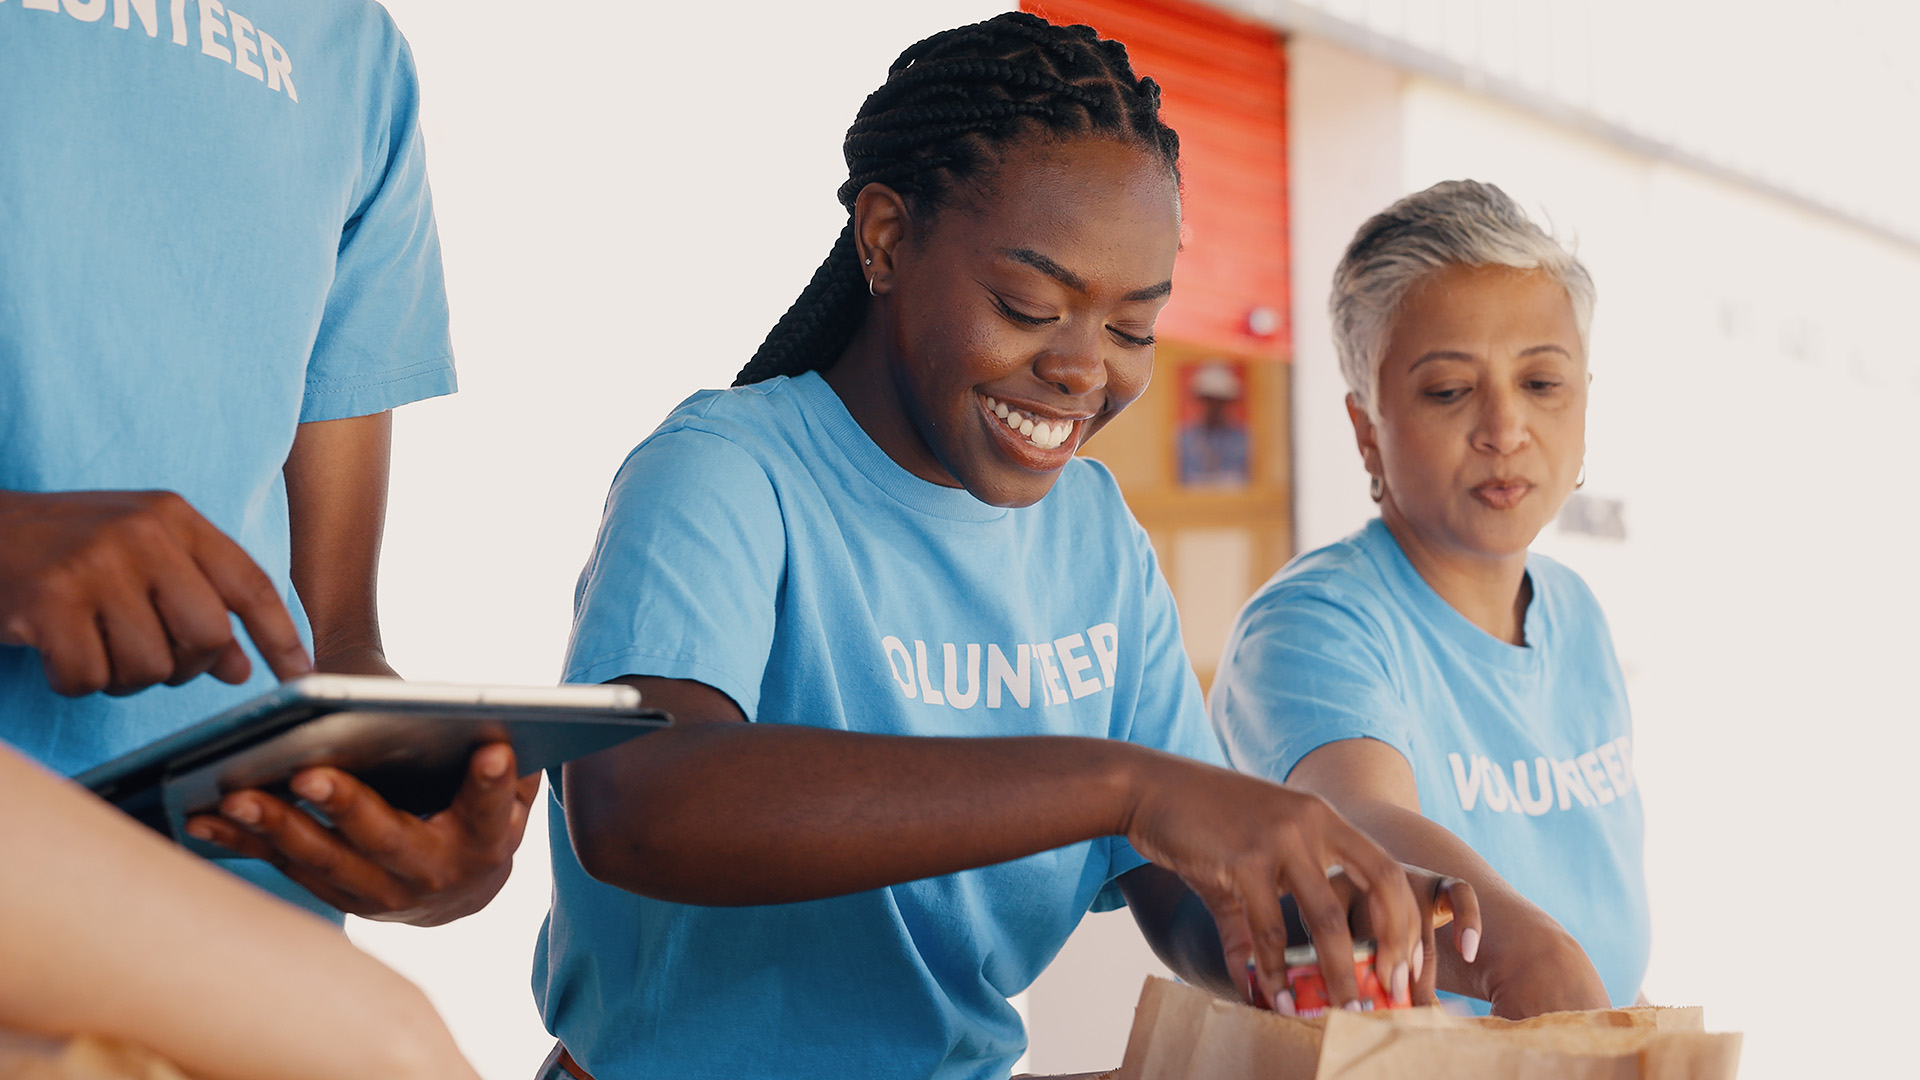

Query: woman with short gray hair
[1211,180,1646,1017]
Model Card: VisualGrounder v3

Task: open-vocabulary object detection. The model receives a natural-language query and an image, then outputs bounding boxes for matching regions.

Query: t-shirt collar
[789,371,1010,523]
[1363,517,1545,671]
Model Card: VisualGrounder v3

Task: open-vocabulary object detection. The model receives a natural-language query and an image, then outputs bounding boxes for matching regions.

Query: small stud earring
[863,257,873,267]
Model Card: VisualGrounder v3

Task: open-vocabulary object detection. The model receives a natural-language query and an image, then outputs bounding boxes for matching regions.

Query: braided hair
[732,11,1181,387]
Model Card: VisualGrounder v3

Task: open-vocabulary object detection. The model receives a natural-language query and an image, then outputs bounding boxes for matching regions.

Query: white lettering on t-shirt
[258,27,295,100]
[986,644,1030,709]
[226,6,263,79]
[197,0,228,60]
[1513,757,1554,817]
[112,0,157,35]
[1055,634,1101,699]
[942,642,980,710]
[1554,757,1594,809]
[18,0,297,101]
[881,636,917,700]
[1578,751,1616,804]
[1452,738,1631,818]
[1479,757,1511,813]
[1448,753,1482,812]
[1032,643,1067,706]
[1088,622,1119,688]
[914,640,945,706]
[881,626,1119,712]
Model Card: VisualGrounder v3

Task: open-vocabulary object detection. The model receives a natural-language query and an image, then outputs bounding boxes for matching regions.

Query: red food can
[1283,940,1396,1018]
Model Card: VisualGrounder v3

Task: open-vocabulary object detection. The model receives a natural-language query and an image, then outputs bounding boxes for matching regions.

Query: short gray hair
[1330,180,1595,413]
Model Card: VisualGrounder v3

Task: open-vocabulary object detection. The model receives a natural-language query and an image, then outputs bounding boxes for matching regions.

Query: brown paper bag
[1116,976,1742,1080]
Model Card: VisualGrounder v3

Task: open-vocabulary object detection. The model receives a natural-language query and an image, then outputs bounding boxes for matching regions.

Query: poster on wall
[1175,359,1251,490]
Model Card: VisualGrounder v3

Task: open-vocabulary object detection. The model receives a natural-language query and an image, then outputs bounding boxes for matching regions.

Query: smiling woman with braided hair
[537,14,1476,1079]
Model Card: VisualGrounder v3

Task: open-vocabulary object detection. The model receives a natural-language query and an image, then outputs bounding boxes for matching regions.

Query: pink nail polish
[1459,928,1481,964]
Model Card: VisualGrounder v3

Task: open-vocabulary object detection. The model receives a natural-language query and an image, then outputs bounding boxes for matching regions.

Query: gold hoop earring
[1369,474,1384,503]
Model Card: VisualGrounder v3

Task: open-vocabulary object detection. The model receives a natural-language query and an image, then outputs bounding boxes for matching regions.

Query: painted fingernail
[1391,962,1411,1006]
[227,799,261,826]
[292,773,332,802]
[1276,990,1297,1017]
[1344,1000,1364,1012]
[1460,928,1481,964]
[185,821,215,841]
[479,750,509,781]
[1411,939,1425,982]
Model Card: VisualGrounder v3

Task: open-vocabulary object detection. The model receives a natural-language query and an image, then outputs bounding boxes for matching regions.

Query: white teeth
[983,394,1074,450]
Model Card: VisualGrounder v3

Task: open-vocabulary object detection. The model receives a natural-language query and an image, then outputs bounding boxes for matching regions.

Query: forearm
[0,749,476,1080]
[565,721,1153,905]
[1324,797,1587,1001]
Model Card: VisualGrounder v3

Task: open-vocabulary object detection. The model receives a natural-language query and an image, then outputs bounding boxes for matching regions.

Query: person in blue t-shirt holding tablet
[0,0,532,926]
[539,14,1478,1080]
[1211,180,1646,1018]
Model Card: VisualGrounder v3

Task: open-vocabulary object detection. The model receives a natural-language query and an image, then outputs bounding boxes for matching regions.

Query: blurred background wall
[357,2,1919,1077]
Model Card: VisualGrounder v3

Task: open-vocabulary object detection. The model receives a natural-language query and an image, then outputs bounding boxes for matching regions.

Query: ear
[1345,392,1383,480]
[852,182,912,296]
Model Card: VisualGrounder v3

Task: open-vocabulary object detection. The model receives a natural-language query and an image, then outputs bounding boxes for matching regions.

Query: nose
[1032,324,1108,399]
[1472,383,1531,457]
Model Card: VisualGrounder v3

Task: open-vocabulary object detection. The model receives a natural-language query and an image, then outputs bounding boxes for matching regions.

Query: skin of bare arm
[0,745,478,1080]
[185,412,539,925]
[565,675,1439,1009]
[1288,737,1609,1017]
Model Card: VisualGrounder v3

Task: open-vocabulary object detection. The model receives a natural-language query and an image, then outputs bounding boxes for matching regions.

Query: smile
[981,395,1078,451]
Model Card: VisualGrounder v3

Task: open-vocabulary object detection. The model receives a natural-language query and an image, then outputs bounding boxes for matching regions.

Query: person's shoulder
[1524,549,1618,650]
[1525,549,1607,613]
[1268,523,1399,602]
[651,378,808,451]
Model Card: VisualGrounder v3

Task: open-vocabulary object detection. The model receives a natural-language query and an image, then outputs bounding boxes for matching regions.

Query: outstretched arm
[0,745,477,1080]
[1287,737,1609,1018]
[564,675,1446,1011]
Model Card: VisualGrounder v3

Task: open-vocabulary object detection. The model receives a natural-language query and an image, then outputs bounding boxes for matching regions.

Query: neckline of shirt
[1362,517,1547,672]
[785,372,1012,523]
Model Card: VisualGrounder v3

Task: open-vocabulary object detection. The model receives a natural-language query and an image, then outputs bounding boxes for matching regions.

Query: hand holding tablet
[79,676,669,921]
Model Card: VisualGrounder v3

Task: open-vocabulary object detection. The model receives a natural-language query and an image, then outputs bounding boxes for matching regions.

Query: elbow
[563,777,686,900]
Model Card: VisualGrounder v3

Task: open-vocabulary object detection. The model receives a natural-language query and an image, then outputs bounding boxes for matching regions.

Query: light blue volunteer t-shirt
[1210,519,1648,1010]
[1,0,453,912]
[539,372,1224,1080]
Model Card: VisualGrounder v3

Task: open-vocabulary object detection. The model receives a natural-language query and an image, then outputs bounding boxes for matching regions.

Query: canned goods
[1283,940,1396,1018]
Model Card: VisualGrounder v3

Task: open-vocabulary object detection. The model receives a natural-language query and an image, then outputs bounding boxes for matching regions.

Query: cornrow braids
[732,11,1181,387]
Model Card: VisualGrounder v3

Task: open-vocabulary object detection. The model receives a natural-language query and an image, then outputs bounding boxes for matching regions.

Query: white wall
[352,3,1003,1077]
[1286,43,1920,1079]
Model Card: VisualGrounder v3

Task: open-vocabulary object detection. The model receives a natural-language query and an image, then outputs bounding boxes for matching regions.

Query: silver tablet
[77,675,670,856]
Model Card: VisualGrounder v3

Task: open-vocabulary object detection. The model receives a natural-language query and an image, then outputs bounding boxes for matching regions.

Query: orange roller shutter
[1021,0,1291,362]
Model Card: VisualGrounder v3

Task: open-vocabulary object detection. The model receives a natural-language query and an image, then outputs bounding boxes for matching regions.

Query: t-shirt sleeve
[563,427,784,718]
[1210,584,1412,784]
[1095,504,1229,910]
[300,28,454,423]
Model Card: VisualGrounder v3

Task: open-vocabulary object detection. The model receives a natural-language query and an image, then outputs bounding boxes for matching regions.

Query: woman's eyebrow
[1409,349,1477,370]
[1000,247,1173,301]
[1520,344,1574,358]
